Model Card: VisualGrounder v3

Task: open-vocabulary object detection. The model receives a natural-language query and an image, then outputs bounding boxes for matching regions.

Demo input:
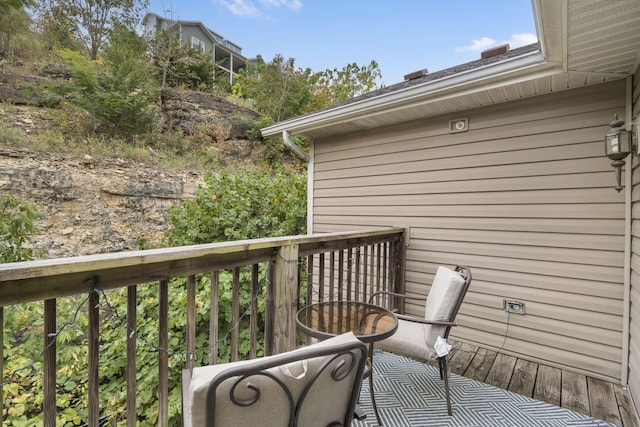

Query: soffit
[566,0,640,75]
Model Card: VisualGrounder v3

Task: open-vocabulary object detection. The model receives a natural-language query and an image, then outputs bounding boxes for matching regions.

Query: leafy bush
[0,194,45,262]
[165,170,307,245]
[149,31,218,92]
[53,27,161,139]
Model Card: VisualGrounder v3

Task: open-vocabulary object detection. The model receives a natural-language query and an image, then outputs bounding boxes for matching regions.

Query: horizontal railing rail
[0,228,405,426]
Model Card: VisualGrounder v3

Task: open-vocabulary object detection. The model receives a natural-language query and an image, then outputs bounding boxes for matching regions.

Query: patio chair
[182,331,368,427]
[370,265,472,416]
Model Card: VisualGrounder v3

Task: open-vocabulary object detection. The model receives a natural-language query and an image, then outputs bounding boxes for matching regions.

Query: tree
[55,26,160,137]
[149,30,217,92]
[37,0,148,60]
[307,60,383,111]
[0,3,32,58]
[0,0,34,13]
[233,54,384,125]
[233,54,317,123]
[0,194,46,263]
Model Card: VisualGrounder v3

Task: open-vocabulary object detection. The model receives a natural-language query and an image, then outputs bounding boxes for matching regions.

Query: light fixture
[604,115,635,192]
[449,118,468,133]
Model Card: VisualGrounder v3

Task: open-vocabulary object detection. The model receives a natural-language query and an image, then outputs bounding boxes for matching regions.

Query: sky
[146,0,538,86]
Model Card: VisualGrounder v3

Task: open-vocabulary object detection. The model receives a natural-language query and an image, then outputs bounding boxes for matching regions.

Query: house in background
[263,0,640,418]
[143,13,248,84]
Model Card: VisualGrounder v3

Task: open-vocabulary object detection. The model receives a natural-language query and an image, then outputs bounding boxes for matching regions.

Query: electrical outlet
[504,299,525,315]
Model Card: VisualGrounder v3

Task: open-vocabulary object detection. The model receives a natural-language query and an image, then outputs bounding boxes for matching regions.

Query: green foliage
[149,31,218,92]
[233,54,383,123]
[238,115,273,142]
[54,27,161,138]
[307,60,383,111]
[0,0,34,13]
[0,194,46,263]
[0,3,32,59]
[233,54,316,122]
[165,170,307,245]
[2,270,269,424]
[36,0,149,60]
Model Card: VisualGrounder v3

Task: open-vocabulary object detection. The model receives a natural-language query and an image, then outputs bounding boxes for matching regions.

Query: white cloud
[510,32,538,47]
[455,36,497,53]
[455,32,538,52]
[259,0,302,10]
[212,0,302,17]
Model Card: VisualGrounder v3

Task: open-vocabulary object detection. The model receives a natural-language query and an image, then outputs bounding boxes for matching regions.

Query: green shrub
[0,194,46,262]
[165,169,307,245]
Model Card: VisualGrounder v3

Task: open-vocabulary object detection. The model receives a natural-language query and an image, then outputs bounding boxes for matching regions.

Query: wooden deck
[446,341,638,427]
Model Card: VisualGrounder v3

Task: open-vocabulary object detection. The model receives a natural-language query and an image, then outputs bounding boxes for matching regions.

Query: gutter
[282,130,309,162]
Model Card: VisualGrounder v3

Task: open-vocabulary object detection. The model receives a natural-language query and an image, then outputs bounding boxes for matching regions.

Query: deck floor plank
[588,377,622,426]
[448,342,478,374]
[508,359,538,397]
[562,369,591,416]
[615,384,639,427]
[484,353,517,390]
[447,341,638,426]
[533,364,562,407]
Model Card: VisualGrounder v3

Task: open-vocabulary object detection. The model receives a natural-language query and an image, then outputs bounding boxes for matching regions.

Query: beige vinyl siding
[312,80,627,381]
[629,65,640,416]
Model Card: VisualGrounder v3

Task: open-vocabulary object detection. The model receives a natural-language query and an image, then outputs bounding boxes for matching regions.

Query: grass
[0,102,275,172]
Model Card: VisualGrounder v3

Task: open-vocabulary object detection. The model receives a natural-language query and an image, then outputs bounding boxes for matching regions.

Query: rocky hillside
[0,147,201,257]
[0,72,302,258]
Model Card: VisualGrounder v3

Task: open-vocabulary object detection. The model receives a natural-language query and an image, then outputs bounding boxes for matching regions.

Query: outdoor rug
[351,350,620,427]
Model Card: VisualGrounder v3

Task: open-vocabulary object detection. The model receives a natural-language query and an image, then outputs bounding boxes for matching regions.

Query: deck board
[508,359,538,397]
[562,369,591,415]
[533,364,562,407]
[465,347,497,382]
[484,353,517,389]
[588,377,622,426]
[615,384,639,427]
[448,340,637,426]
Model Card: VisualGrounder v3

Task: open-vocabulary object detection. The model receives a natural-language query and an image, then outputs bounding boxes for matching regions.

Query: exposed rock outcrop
[161,88,260,143]
[0,148,203,258]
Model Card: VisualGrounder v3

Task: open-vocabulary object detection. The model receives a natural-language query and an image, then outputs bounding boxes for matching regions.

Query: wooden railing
[0,228,405,426]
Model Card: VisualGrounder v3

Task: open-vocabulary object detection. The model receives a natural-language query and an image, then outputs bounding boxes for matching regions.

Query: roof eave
[261,50,558,138]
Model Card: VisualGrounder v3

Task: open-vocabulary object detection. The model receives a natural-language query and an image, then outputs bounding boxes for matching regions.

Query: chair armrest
[369,291,404,304]
[396,314,457,327]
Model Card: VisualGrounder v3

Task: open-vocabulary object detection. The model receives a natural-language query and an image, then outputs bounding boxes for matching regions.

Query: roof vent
[404,69,428,81]
[481,43,510,59]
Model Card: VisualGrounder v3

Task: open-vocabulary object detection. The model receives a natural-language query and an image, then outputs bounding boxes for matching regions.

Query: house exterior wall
[629,67,640,415]
[311,80,627,381]
[180,25,210,52]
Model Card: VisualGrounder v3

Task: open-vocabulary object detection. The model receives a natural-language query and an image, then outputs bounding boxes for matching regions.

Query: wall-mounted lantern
[604,116,635,192]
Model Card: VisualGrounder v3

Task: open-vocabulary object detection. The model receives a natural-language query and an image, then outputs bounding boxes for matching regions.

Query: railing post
[394,234,406,313]
[88,290,99,426]
[0,307,3,412]
[44,299,56,427]
[158,280,169,427]
[126,286,137,427]
[273,243,299,354]
[264,261,275,356]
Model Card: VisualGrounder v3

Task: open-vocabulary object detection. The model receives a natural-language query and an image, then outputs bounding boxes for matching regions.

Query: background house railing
[0,228,405,426]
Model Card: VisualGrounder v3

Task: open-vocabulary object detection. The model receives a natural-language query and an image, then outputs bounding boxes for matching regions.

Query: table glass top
[296,301,398,343]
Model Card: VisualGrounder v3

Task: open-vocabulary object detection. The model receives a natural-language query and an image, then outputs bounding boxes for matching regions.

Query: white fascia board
[262,50,559,137]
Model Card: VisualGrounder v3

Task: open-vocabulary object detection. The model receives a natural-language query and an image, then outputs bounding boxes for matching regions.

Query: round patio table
[296,301,398,425]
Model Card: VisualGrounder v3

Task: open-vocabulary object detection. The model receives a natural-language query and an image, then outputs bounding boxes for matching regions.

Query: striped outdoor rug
[352,350,619,427]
